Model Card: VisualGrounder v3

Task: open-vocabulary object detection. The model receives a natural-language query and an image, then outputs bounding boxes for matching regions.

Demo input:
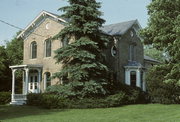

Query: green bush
[0,92,11,105]
[106,91,128,107]
[46,81,107,99]
[146,65,180,104]
[27,93,68,109]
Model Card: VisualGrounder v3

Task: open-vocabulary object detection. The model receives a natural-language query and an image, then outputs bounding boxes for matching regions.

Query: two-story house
[9,11,158,105]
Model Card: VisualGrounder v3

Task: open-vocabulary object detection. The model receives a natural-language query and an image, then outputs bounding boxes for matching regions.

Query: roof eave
[17,10,67,39]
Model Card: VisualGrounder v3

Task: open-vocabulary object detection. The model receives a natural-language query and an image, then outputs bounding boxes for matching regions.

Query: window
[129,45,135,61]
[45,72,51,88]
[62,37,69,47]
[31,41,37,59]
[45,39,51,57]
[111,46,117,57]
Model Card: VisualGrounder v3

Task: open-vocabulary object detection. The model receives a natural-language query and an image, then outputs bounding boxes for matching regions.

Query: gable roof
[17,10,67,39]
[101,20,141,36]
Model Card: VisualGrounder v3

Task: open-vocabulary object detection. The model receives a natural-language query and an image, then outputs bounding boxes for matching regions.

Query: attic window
[111,46,117,57]
[46,22,50,29]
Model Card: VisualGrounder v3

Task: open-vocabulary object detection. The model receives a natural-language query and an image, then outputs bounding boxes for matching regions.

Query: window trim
[44,39,52,57]
[111,46,117,57]
[30,41,37,59]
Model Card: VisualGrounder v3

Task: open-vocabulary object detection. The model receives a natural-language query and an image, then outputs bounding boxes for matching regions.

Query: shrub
[0,92,11,105]
[106,91,128,107]
[26,93,43,106]
[27,93,68,109]
[46,81,107,99]
[146,65,180,104]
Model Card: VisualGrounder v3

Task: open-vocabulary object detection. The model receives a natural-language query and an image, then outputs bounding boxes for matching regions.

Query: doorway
[130,71,136,87]
[29,73,39,93]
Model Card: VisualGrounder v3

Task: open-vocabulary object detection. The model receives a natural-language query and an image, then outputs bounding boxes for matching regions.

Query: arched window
[31,41,37,59]
[45,72,51,88]
[111,46,117,57]
[45,39,51,57]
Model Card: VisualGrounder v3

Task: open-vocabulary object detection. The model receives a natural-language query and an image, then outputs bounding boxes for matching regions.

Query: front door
[29,74,39,93]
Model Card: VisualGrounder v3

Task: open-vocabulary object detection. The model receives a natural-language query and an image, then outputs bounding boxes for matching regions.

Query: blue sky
[0,0,150,45]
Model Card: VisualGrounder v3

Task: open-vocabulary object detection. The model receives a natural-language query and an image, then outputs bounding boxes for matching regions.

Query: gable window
[129,45,135,61]
[31,41,37,59]
[111,46,117,57]
[45,39,51,57]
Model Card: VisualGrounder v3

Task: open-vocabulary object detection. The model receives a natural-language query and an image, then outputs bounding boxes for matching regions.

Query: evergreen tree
[53,0,109,83]
[140,0,180,85]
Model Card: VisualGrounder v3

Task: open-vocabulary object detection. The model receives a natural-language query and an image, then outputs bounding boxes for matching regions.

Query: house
[9,11,158,105]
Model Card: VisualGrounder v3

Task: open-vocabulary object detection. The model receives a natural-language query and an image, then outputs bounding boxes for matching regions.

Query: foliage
[0,92,11,105]
[106,91,128,107]
[140,0,180,85]
[0,46,10,91]
[0,35,23,92]
[27,93,67,109]
[46,81,107,99]
[146,65,180,104]
[6,37,23,65]
[144,46,164,62]
[53,0,110,84]
[28,83,148,109]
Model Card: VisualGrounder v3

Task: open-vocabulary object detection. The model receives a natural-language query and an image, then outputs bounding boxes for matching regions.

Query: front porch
[9,64,42,105]
[124,61,146,91]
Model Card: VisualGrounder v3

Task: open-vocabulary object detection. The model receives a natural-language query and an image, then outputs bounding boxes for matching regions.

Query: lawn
[0,104,180,122]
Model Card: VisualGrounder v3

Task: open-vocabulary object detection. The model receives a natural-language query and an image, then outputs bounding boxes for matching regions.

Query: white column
[125,69,130,85]
[11,69,17,102]
[25,68,29,95]
[44,73,47,91]
[143,72,146,91]
[22,71,25,94]
[136,70,141,88]
[37,69,41,93]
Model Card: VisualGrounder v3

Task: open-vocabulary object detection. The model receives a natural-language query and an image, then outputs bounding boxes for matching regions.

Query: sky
[0,0,150,45]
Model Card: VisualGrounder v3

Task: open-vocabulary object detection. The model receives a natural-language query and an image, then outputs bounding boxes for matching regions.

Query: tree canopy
[140,0,180,85]
[0,36,23,92]
[53,0,110,83]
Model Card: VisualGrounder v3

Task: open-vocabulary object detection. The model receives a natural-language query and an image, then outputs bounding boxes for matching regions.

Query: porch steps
[10,100,26,105]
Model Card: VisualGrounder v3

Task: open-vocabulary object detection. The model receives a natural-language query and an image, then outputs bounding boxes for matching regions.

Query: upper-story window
[31,41,37,59]
[129,45,135,61]
[45,39,51,57]
[62,37,69,47]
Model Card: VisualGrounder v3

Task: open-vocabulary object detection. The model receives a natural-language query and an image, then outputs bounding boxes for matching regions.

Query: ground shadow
[0,105,67,120]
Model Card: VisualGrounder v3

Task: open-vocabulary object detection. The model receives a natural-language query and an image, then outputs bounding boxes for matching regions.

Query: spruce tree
[53,0,109,83]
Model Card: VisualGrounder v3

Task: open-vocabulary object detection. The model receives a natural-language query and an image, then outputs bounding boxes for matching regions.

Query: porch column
[25,68,29,95]
[125,69,130,85]
[142,72,146,91]
[136,69,141,88]
[22,70,25,94]
[11,69,17,102]
[44,73,47,91]
[37,69,41,93]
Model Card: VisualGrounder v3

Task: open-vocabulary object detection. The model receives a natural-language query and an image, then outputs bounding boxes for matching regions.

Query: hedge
[0,92,11,105]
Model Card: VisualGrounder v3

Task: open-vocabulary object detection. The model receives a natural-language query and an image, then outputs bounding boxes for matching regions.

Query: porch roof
[9,64,43,69]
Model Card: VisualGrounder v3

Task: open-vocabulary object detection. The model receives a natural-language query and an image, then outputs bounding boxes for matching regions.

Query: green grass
[0,104,180,122]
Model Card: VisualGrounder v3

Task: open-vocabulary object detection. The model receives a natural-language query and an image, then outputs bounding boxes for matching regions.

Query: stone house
[9,11,158,105]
